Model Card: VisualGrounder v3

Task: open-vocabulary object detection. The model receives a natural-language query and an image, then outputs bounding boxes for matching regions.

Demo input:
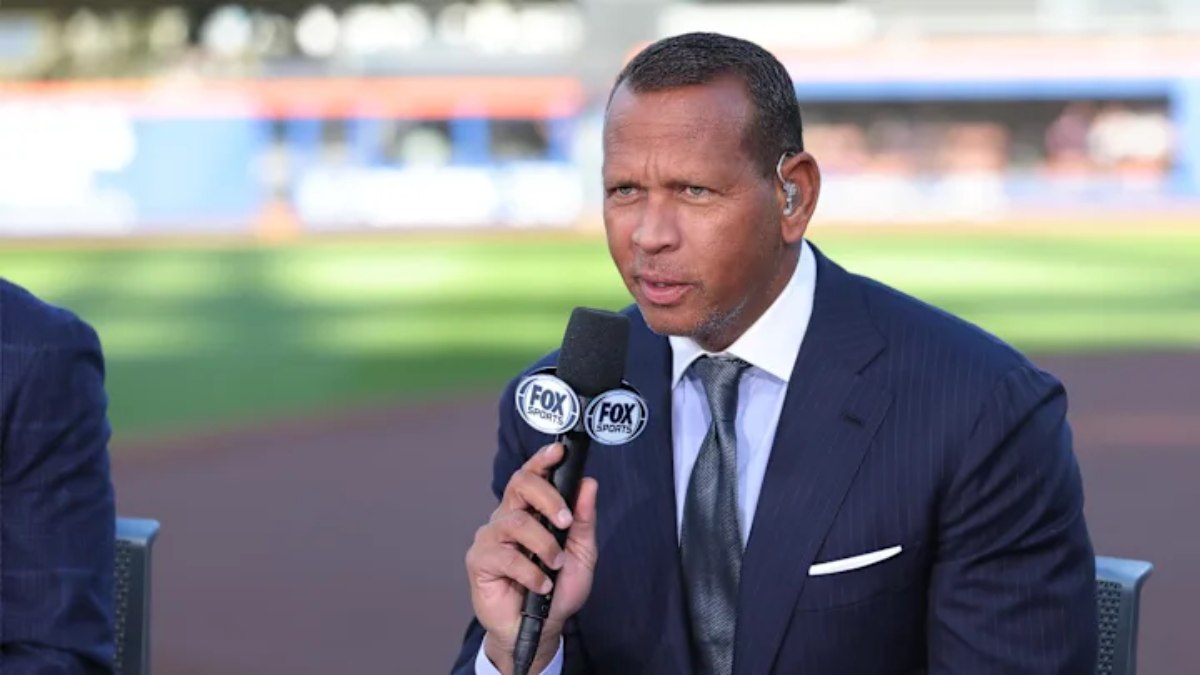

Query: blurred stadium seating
[1,0,1198,238]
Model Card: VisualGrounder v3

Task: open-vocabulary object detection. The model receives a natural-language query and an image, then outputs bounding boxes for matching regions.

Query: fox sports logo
[515,373,581,435]
[584,388,648,445]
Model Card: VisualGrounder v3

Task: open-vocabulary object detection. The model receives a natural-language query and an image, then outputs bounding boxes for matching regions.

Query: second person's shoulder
[0,277,101,352]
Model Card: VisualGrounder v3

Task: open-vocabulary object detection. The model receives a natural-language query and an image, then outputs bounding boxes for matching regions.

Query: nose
[631,196,680,255]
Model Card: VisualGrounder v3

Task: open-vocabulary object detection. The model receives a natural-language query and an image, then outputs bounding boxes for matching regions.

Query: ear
[776,151,821,245]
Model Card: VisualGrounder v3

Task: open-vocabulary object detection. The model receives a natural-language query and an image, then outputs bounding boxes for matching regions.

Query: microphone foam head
[557,308,630,397]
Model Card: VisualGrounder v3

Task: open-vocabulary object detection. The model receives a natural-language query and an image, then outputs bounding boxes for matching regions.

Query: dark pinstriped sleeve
[1,313,117,673]
[927,365,1097,674]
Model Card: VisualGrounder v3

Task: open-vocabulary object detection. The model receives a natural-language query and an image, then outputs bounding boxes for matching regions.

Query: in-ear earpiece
[783,182,798,215]
[777,152,798,215]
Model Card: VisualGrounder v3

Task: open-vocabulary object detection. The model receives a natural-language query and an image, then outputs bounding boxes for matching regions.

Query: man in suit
[454,32,1097,674]
[1,278,116,672]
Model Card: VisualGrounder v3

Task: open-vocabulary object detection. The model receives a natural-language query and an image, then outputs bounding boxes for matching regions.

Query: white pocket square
[808,545,903,576]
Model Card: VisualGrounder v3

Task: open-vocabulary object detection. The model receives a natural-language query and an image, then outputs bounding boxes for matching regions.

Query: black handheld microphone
[511,307,630,675]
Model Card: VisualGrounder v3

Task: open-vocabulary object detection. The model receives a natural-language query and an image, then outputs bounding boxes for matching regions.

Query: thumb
[567,478,599,559]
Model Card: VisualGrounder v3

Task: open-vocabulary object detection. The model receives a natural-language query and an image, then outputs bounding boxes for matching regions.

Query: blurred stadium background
[1,0,1198,673]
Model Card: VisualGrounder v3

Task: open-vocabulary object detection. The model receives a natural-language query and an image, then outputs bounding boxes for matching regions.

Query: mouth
[635,276,693,306]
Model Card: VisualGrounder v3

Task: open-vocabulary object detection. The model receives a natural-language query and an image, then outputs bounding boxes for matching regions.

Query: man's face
[602,77,791,349]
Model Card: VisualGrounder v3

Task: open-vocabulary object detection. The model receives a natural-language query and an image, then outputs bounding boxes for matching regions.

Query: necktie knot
[691,356,750,423]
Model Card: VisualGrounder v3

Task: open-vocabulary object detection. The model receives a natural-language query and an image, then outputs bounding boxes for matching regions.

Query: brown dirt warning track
[111,350,1200,675]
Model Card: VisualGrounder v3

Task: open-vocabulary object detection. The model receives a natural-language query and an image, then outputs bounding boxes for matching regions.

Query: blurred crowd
[803,101,1174,182]
[0,2,1191,231]
[351,99,1176,184]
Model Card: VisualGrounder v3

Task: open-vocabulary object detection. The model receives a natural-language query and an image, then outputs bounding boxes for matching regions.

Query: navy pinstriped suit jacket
[453,245,1098,674]
[0,279,116,673]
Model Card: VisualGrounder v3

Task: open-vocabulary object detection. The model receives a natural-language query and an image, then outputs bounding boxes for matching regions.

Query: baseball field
[3,225,1198,673]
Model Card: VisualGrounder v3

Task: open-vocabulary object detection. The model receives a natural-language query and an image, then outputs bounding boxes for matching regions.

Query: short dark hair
[608,32,804,177]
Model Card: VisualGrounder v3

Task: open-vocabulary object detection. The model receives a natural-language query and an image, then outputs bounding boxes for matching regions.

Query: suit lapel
[733,248,893,675]
[590,310,694,672]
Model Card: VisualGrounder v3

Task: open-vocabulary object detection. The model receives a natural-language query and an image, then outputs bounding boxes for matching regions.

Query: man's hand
[465,443,599,674]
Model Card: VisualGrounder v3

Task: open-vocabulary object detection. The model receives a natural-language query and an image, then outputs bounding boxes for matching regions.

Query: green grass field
[2,228,1197,441]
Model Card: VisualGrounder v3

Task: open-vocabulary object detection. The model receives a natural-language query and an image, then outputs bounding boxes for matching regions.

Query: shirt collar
[669,239,817,388]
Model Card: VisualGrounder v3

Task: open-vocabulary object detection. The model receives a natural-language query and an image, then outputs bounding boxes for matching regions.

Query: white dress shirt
[476,241,818,674]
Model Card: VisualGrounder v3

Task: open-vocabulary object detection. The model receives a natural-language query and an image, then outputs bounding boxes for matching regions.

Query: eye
[684,186,709,197]
[607,184,638,198]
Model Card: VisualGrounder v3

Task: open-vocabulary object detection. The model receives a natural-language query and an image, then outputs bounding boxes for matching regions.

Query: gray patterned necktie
[681,355,750,675]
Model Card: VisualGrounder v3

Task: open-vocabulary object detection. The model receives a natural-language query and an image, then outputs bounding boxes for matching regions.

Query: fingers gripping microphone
[512,308,630,675]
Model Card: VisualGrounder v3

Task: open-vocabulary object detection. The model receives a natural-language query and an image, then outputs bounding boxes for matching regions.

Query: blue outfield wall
[1172,79,1200,197]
